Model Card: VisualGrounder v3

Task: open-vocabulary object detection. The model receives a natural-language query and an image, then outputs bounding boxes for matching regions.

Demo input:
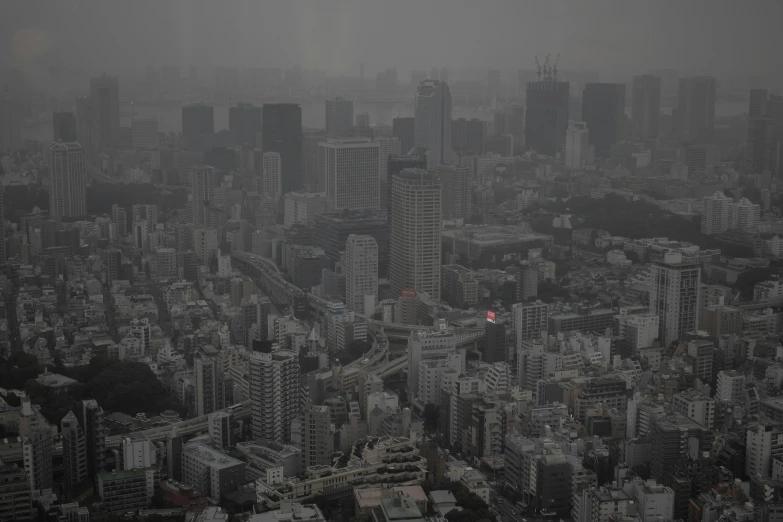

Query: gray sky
[2,0,781,81]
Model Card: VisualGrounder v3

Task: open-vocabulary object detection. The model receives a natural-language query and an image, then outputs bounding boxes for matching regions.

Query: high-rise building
[111,204,127,237]
[261,151,282,199]
[392,117,415,154]
[565,121,590,169]
[325,97,354,138]
[182,104,214,141]
[414,80,455,168]
[700,191,732,235]
[75,96,93,158]
[229,103,263,146]
[344,234,378,316]
[319,137,380,210]
[22,427,53,491]
[0,188,5,264]
[376,136,401,182]
[749,88,769,119]
[191,165,217,227]
[154,248,178,281]
[302,404,334,468]
[193,227,218,264]
[676,76,717,142]
[82,399,105,487]
[513,301,548,346]
[632,75,661,139]
[746,112,772,173]
[106,248,122,286]
[746,424,783,478]
[61,411,88,494]
[582,83,626,158]
[0,464,35,521]
[390,169,442,300]
[53,112,77,142]
[525,79,570,156]
[728,197,761,231]
[194,345,223,417]
[649,253,701,346]
[650,414,712,482]
[312,209,390,277]
[90,74,120,151]
[131,118,159,149]
[437,164,470,219]
[483,321,507,364]
[451,118,485,155]
[132,204,158,233]
[263,103,303,194]
[208,411,232,450]
[49,141,87,218]
[250,341,300,443]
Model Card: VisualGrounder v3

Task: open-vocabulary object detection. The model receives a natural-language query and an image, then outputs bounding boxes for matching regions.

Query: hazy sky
[3,0,782,81]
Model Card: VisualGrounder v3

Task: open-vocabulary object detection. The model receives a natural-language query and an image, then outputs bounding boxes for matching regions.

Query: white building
[407,326,457,399]
[671,390,715,429]
[728,197,760,231]
[49,141,87,218]
[631,479,675,522]
[565,121,590,169]
[193,227,218,264]
[344,234,378,316]
[623,313,659,351]
[700,191,732,235]
[648,253,701,346]
[513,301,548,347]
[414,80,456,168]
[217,249,232,277]
[121,436,157,470]
[318,137,380,210]
[606,250,631,266]
[262,152,282,199]
[746,424,783,478]
[716,370,746,404]
[181,443,246,501]
[250,344,300,443]
[283,192,329,226]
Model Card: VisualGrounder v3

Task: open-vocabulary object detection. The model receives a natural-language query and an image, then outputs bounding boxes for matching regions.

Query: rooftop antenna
[553,53,560,81]
[535,56,542,81]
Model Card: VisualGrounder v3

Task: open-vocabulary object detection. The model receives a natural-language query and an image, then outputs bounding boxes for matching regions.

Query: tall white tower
[250,341,300,443]
[318,137,380,210]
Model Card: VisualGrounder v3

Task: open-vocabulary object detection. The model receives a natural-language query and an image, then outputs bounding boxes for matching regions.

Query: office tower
[61,411,88,493]
[356,112,370,129]
[325,97,354,137]
[131,118,159,149]
[90,74,120,150]
[22,426,53,491]
[191,165,217,227]
[344,234,378,316]
[132,221,146,251]
[106,248,122,286]
[414,80,455,168]
[390,169,442,299]
[250,341,300,443]
[376,136,401,182]
[525,78,570,157]
[319,137,380,210]
[746,113,772,173]
[312,210,390,276]
[53,112,77,142]
[631,75,661,140]
[508,105,525,137]
[302,404,334,468]
[182,104,215,141]
[700,191,732,235]
[649,253,701,346]
[484,321,507,364]
[193,227,218,264]
[392,117,415,154]
[261,151,282,199]
[513,301,548,346]
[749,88,769,119]
[437,164,470,219]
[194,346,222,416]
[582,83,626,158]
[132,204,158,233]
[262,103,303,194]
[208,411,232,450]
[82,399,105,486]
[49,142,87,218]
[75,96,93,158]
[516,267,538,301]
[650,415,711,482]
[303,131,327,190]
[111,203,127,236]
[155,248,178,281]
[565,121,590,169]
[229,103,263,146]
[676,76,717,141]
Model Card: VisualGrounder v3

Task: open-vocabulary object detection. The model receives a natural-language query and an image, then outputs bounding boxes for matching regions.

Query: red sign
[401,289,417,298]
[487,311,496,323]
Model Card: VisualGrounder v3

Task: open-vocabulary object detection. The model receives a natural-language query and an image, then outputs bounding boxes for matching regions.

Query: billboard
[487,310,496,323]
[401,289,417,298]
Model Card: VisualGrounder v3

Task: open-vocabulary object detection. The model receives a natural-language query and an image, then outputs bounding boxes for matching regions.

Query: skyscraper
[390,169,442,300]
[700,191,732,235]
[89,74,120,151]
[676,76,717,142]
[261,152,282,199]
[191,165,217,227]
[250,341,300,443]
[451,118,485,155]
[49,142,87,218]
[229,103,263,146]
[131,118,159,149]
[61,411,88,494]
[22,427,53,491]
[111,204,127,237]
[632,75,661,139]
[437,164,470,219]
[182,104,215,141]
[194,345,222,417]
[582,83,626,158]
[649,253,701,346]
[106,248,122,286]
[565,121,590,169]
[325,97,354,138]
[525,79,570,156]
[53,112,77,142]
[82,399,105,487]
[749,88,769,119]
[392,117,415,154]
[0,188,5,264]
[414,80,455,168]
[319,137,380,210]
[302,404,334,468]
[75,96,93,158]
[375,136,401,182]
[263,103,303,194]
[344,234,379,316]
[132,204,158,233]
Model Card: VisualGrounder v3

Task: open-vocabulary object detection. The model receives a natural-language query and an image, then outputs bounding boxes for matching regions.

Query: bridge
[105,401,252,449]
[738,298,783,311]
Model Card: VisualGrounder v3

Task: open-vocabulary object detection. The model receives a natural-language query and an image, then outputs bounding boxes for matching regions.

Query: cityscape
[2,2,783,522]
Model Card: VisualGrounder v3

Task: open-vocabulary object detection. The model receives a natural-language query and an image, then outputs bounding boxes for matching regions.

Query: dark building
[749,88,769,119]
[53,112,77,142]
[312,209,390,277]
[325,97,354,138]
[676,76,717,142]
[392,117,415,154]
[632,75,661,139]
[535,453,571,518]
[582,83,626,158]
[650,414,713,483]
[82,399,106,489]
[525,80,570,156]
[262,103,303,194]
[452,118,485,155]
[484,135,514,156]
[182,104,214,141]
[228,103,263,147]
[483,321,506,364]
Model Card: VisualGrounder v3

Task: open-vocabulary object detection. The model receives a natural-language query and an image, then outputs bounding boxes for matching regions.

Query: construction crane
[552,53,560,81]
[543,54,551,80]
[535,56,542,81]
